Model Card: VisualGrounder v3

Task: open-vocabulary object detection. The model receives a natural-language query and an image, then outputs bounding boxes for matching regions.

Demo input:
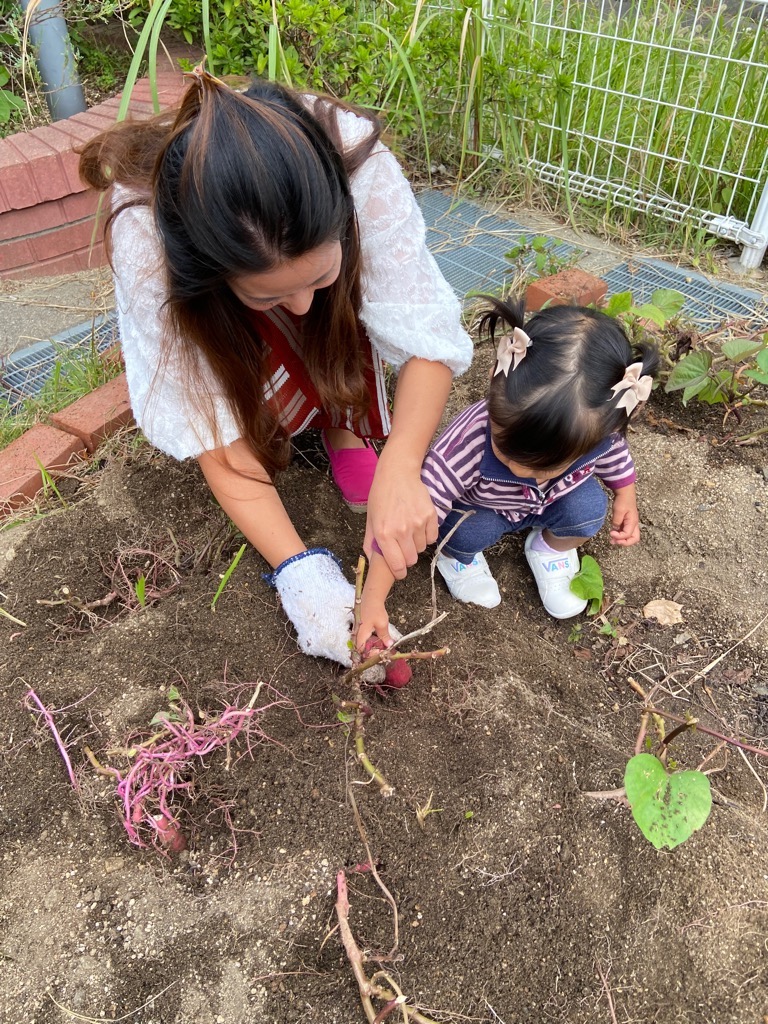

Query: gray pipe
[20,0,87,121]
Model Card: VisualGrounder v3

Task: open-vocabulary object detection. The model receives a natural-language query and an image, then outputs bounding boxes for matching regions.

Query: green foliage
[0,59,24,124]
[665,334,768,409]
[624,753,712,850]
[0,7,26,133]
[150,684,185,725]
[505,234,579,281]
[569,554,604,616]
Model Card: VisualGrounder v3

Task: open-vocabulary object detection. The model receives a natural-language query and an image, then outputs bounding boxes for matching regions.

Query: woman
[79,68,472,666]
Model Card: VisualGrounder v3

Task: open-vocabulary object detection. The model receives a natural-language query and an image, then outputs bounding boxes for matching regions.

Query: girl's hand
[356,551,397,649]
[364,453,438,580]
[609,486,641,546]
[356,595,393,651]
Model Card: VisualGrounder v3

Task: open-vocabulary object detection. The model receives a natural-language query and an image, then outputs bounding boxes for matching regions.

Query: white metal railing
[506,0,768,269]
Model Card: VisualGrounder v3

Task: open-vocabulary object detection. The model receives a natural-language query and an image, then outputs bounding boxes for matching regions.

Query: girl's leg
[524,479,608,620]
[436,505,516,608]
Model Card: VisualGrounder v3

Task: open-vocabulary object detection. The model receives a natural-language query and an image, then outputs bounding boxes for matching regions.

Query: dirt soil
[1,347,768,1024]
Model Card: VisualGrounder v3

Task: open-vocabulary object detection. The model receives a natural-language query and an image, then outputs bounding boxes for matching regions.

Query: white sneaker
[524,530,588,619]
[436,552,501,608]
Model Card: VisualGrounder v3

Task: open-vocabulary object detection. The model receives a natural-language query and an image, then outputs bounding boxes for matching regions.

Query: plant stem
[25,689,78,790]
[643,705,768,758]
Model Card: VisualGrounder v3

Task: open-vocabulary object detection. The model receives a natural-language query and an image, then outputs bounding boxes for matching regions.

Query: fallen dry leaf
[643,599,684,626]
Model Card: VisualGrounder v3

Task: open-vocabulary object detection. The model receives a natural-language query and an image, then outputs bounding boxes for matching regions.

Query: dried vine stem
[335,870,443,1024]
[336,557,450,797]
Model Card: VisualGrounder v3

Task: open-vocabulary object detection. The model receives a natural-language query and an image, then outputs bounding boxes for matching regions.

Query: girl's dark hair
[480,295,659,471]
[79,74,381,477]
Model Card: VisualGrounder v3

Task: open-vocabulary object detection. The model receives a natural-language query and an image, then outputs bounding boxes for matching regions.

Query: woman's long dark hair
[79,73,381,477]
[479,296,660,470]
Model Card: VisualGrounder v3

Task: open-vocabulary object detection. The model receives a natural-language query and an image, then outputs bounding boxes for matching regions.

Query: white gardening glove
[268,550,386,685]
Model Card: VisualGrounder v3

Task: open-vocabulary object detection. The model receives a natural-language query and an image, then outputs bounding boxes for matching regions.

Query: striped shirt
[421,401,636,526]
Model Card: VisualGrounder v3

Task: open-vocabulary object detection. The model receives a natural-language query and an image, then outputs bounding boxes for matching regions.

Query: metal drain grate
[1,311,119,408]
[603,259,767,329]
[417,189,579,300]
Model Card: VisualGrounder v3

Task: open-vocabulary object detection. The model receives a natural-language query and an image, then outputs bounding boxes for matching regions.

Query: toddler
[359,295,659,642]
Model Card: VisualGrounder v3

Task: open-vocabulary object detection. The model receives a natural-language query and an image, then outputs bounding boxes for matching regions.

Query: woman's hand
[271,549,358,664]
[364,358,451,578]
[364,450,438,579]
[609,484,641,546]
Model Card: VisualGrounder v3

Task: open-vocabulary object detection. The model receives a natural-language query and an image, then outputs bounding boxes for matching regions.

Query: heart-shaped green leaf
[624,753,712,850]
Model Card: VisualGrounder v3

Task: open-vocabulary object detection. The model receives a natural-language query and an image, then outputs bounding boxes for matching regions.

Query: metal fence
[503,0,768,269]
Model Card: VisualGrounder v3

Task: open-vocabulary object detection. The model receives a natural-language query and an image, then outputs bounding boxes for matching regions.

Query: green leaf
[681,379,710,405]
[604,291,632,316]
[743,369,768,385]
[720,339,763,363]
[649,288,685,319]
[167,684,182,704]
[630,303,667,327]
[695,376,728,405]
[756,349,768,372]
[624,753,712,850]
[665,350,712,392]
[570,554,603,610]
[0,90,9,124]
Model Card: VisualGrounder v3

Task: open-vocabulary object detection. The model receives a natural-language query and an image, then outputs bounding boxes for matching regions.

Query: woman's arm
[365,358,452,578]
[197,439,305,567]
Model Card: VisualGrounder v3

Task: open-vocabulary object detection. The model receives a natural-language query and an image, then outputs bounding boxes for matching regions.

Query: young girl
[79,68,471,669]
[359,295,659,642]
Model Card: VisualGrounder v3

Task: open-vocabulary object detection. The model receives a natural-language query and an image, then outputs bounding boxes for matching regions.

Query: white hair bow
[494,327,532,376]
[610,362,653,415]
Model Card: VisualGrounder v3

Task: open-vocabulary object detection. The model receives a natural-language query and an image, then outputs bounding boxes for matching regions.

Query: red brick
[526,268,608,311]
[0,424,86,512]
[50,374,133,452]
[28,218,102,263]
[100,343,125,373]
[4,134,70,205]
[68,110,120,133]
[0,198,63,241]
[0,192,99,243]
[30,126,83,194]
[1,245,85,279]
[0,236,36,273]
[39,118,101,151]
[0,142,42,211]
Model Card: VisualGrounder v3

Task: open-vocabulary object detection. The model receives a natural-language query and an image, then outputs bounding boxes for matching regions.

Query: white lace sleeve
[348,134,473,376]
[112,194,240,459]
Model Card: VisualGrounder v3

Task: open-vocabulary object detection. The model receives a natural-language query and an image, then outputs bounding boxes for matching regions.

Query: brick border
[0,371,134,513]
[0,73,187,279]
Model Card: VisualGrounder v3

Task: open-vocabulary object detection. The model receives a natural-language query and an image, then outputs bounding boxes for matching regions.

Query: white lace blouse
[111,102,473,460]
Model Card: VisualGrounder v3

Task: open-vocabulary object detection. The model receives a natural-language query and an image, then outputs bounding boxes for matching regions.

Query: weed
[504,233,580,283]
[415,792,443,829]
[210,542,246,611]
[0,337,124,452]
